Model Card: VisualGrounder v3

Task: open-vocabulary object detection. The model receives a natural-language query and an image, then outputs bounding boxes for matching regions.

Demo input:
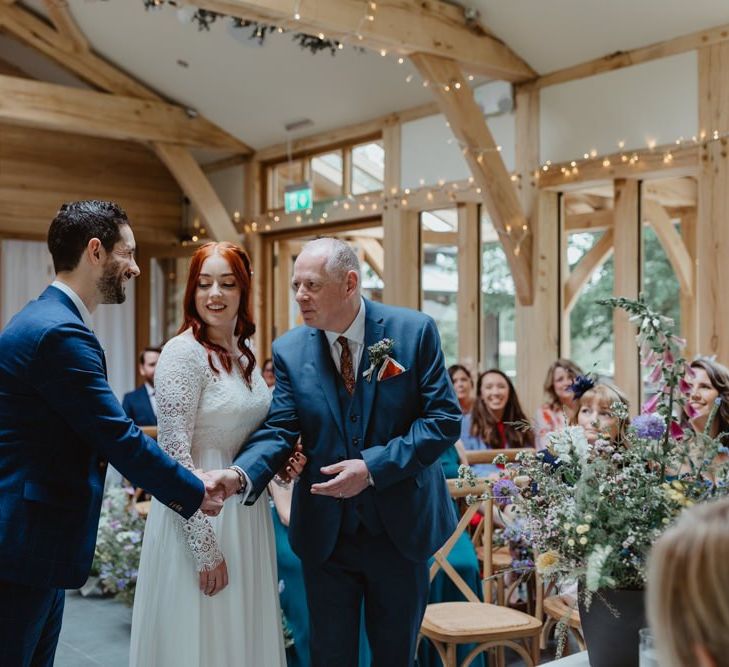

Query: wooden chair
[535,579,585,654]
[419,479,542,667]
[466,449,536,608]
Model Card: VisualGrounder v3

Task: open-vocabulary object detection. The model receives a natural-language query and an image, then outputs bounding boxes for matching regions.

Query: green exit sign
[284,183,313,213]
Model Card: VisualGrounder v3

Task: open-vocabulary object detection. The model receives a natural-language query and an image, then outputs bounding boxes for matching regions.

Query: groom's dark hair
[48,200,130,273]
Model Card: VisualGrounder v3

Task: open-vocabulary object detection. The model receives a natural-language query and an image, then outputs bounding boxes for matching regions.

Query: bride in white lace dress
[130,243,286,667]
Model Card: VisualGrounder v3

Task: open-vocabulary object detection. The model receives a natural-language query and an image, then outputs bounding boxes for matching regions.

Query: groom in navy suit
[0,201,228,667]
[233,238,461,666]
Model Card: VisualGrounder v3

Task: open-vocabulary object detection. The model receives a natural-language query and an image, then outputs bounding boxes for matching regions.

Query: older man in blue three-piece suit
[0,201,228,667]
[234,238,461,666]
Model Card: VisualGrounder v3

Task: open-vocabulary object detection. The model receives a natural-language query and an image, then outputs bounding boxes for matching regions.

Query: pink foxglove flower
[663,348,675,366]
[678,377,692,395]
[684,402,699,419]
[685,364,697,378]
[642,392,660,414]
[670,420,684,439]
[648,364,663,384]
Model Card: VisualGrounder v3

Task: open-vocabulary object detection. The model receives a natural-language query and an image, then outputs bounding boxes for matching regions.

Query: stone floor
[55,592,130,667]
[54,590,571,666]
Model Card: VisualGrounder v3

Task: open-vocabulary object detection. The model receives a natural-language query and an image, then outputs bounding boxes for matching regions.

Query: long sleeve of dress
[154,337,224,572]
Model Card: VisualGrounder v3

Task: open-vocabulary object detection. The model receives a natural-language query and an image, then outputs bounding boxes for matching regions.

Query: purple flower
[631,414,666,440]
[492,479,519,507]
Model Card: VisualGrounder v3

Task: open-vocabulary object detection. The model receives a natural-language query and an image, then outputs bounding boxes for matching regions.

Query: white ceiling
[9,0,729,151]
[470,0,729,73]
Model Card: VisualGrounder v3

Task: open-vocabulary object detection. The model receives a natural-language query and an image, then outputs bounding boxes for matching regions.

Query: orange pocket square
[377,356,406,381]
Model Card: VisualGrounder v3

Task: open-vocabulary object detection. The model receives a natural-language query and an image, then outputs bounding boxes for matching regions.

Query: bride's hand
[199,558,228,596]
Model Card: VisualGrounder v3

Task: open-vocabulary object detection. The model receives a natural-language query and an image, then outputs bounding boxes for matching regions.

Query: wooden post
[513,86,559,414]
[612,178,642,409]
[251,232,273,362]
[679,209,698,359]
[457,203,480,370]
[382,120,420,308]
[515,191,561,416]
[697,43,729,361]
[383,209,420,308]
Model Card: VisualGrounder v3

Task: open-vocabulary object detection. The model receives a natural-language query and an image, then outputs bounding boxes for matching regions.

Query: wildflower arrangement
[92,487,145,606]
[469,296,729,596]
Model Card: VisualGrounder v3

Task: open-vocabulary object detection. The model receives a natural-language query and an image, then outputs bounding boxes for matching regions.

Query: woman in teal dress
[417,406,485,667]
[269,482,371,667]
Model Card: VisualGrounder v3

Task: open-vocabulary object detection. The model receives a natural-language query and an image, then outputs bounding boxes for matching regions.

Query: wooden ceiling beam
[538,144,698,189]
[42,0,89,51]
[194,0,535,81]
[411,52,533,304]
[0,3,252,154]
[524,21,729,90]
[0,73,244,150]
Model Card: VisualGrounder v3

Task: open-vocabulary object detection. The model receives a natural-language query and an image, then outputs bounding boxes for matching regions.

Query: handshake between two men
[196,443,307,516]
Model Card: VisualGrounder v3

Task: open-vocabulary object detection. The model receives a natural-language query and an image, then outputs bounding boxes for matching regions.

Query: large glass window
[421,209,458,366]
[311,151,343,201]
[351,141,384,194]
[481,213,516,375]
[567,231,615,377]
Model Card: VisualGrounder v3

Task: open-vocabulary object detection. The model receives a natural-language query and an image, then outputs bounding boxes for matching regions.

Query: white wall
[401,81,516,189]
[0,239,136,400]
[400,53,698,187]
[540,52,698,163]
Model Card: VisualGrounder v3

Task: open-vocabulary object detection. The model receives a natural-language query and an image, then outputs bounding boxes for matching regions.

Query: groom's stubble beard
[97,257,127,304]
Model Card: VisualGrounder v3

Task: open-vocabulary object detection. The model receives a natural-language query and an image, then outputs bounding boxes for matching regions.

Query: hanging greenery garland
[141,1,352,55]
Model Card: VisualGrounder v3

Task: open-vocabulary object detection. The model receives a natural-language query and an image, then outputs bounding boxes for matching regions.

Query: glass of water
[639,628,659,667]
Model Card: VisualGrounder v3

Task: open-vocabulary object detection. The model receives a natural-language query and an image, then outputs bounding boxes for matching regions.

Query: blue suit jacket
[122,385,157,427]
[234,299,461,564]
[0,286,204,589]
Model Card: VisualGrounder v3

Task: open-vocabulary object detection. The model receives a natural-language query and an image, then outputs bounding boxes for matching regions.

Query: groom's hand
[195,471,225,516]
[311,459,370,499]
[203,469,243,501]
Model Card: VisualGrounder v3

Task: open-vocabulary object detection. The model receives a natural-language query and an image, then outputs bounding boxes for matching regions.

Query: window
[481,213,516,375]
[311,151,344,201]
[352,141,384,194]
[421,209,458,366]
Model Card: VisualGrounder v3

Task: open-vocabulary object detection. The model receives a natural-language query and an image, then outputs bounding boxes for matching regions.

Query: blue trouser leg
[0,579,65,667]
[302,528,429,667]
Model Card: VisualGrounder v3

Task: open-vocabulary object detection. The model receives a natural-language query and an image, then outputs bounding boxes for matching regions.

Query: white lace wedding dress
[129,331,285,667]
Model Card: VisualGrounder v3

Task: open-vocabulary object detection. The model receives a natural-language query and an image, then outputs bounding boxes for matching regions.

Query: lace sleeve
[155,336,224,572]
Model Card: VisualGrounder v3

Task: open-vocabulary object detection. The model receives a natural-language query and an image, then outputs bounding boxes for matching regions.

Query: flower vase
[577,587,646,667]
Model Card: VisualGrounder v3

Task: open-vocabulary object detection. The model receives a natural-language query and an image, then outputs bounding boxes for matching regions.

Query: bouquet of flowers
[465,297,729,598]
[92,486,145,606]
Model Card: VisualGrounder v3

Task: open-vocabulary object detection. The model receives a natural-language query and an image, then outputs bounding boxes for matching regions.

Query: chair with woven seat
[419,479,542,667]
[536,580,585,654]
[466,449,536,609]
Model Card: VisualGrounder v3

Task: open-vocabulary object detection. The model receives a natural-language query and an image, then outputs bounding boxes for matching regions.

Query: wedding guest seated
[682,358,729,473]
[262,357,276,391]
[570,378,630,448]
[448,363,475,415]
[647,496,729,667]
[122,346,161,427]
[535,359,583,450]
[462,369,534,477]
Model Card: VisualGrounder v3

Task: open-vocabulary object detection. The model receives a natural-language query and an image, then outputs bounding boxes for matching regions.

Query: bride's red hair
[179,242,256,387]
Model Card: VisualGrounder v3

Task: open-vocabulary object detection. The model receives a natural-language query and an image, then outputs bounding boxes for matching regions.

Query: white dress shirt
[145,382,157,417]
[51,280,93,330]
[325,298,366,375]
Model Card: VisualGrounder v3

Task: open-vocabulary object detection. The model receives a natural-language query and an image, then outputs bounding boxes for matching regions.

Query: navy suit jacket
[122,385,157,427]
[234,299,461,565]
[0,286,204,589]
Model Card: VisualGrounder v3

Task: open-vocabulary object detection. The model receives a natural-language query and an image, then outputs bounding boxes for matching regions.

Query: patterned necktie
[337,335,355,395]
